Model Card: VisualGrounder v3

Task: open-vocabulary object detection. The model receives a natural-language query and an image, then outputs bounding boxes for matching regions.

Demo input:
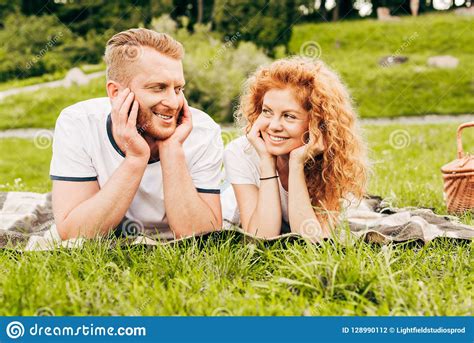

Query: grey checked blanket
[0,191,473,251]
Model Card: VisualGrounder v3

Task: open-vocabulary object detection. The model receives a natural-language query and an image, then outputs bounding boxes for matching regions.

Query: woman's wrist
[259,155,276,167]
[259,156,277,176]
[289,157,305,171]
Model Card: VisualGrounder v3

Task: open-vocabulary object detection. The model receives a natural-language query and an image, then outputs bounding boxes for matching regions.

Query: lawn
[0,123,472,315]
[0,77,106,130]
[289,12,474,118]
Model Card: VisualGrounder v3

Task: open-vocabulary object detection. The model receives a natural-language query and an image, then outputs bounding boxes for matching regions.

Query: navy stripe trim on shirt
[106,113,160,164]
[50,175,98,182]
[196,188,221,194]
[106,113,125,158]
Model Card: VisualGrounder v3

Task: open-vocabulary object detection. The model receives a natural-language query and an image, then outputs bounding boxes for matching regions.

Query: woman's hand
[289,132,325,167]
[247,115,274,162]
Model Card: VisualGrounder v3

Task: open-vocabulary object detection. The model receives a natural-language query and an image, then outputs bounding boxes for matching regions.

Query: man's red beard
[136,106,178,140]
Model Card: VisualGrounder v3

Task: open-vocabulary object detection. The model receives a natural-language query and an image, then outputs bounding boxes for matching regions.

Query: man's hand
[157,94,193,151]
[111,88,150,161]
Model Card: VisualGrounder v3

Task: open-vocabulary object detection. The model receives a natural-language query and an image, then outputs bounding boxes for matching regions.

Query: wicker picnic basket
[441,121,474,214]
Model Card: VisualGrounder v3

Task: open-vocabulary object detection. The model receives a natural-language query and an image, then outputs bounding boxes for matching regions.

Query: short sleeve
[49,111,97,182]
[190,127,223,194]
[223,138,259,186]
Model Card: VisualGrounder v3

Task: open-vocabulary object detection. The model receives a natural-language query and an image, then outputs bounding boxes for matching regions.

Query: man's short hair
[104,28,184,83]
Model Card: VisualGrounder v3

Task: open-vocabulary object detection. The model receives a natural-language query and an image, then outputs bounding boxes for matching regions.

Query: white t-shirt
[221,136,290,225]
[221,135,361,227]
[50,97,223,239]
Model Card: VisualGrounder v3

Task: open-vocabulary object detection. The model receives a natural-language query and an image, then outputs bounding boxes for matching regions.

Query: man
[49,28,223,240]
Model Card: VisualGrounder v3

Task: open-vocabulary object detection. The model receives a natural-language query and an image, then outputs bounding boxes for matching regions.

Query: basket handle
[457,121,474,159]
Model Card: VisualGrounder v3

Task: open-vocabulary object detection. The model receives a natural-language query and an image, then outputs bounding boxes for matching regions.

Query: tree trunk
[332,1,339,20]
[332,0,353,21]
[339,0,353,19]
[320,0,327,21]
[143,0,152,27]
[197,0,203,23]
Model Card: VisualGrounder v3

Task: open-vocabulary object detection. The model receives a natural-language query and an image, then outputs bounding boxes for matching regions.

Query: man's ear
[106,80,122,99]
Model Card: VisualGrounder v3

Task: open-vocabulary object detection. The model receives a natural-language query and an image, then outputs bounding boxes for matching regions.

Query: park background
[0,0,472,316]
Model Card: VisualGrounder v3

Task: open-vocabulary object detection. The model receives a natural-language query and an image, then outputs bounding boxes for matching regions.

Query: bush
[0,13,111,83]
[213,0,295,56]
[0,13,75,81]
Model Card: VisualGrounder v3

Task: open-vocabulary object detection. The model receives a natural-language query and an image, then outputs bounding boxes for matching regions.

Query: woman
[221,56,369,241]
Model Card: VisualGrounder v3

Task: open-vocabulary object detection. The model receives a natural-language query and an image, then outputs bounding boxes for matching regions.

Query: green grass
[0,123,472,315]
[365,123,473,218]
[0,236,471,316]
[289,12,474,118]
[0,77,106,130]
[0,63,106,131]
[0,138,52,193]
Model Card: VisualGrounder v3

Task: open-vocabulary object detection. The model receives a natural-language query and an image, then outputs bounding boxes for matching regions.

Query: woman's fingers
[248,127,264,149]
[315,133,325,151]
[249,116,267,140]
[247,121,259,140]
[307,132,325,156]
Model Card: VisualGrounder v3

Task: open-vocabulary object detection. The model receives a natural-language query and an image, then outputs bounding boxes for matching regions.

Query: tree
[213,0,297,55]
[0,0,20,27]
[332,0,356,21]
[171,0,215,29]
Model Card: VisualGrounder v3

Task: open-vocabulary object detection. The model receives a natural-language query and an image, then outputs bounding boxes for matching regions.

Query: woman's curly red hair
[236,56,369,226]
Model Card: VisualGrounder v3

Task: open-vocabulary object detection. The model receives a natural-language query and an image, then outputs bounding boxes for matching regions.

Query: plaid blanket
[0,191,473,251]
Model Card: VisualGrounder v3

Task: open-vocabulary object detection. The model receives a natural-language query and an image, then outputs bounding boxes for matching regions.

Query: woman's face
[258,88,310,156]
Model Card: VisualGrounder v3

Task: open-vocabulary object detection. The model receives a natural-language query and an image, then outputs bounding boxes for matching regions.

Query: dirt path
[0,71,105,101]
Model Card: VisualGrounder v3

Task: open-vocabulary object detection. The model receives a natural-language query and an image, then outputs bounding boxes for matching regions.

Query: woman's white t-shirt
[221,135,362,227]
[221,135,290,225]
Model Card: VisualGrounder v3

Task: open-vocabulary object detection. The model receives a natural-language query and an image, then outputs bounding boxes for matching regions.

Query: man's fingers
[180,96,192,125]
[111,88,130,121]
[117,87,130,104]
[127,100,139,129]
[118,92,135,127]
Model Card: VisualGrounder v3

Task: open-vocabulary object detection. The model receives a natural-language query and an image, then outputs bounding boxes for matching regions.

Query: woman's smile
[267,133,290,143]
